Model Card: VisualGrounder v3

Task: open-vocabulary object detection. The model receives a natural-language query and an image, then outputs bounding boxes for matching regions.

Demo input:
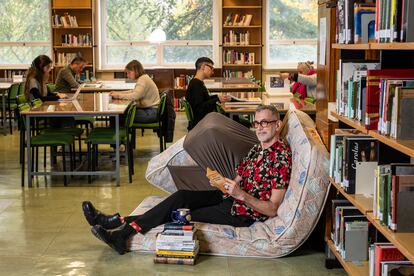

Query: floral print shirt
[231,140,292,222]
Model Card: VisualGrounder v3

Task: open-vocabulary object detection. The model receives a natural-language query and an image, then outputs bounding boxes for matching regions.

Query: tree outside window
[0,0,51,67]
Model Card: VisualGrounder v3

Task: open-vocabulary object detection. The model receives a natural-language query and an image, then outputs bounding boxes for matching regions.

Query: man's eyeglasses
[253,120,277,128]
[204,64,214,71]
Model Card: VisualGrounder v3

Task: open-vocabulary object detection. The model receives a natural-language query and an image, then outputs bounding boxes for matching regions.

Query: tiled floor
[0,114,346,275]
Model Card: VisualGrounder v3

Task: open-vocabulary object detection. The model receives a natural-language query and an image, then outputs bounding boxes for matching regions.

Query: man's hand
[57,93,67,99]
[224,178,245,201]
[109,91,119,98]
[218,95,231,103]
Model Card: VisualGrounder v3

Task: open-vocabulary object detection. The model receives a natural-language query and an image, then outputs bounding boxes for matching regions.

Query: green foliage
[268,0,317,40]
[104,0,213,65]
[0,0,50,64]
[105,0,212,41]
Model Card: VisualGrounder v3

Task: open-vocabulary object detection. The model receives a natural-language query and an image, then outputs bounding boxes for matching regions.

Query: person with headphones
[24,55,67,101]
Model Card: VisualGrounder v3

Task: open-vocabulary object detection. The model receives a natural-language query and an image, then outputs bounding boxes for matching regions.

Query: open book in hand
[206,167,227,193]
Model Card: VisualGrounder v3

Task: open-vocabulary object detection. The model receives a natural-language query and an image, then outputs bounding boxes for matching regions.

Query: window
[266,0,318,69]
[99,0,218,69]
[0,0,51,68]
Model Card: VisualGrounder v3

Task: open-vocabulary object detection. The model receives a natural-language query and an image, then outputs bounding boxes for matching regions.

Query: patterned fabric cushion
[132,110,329,257]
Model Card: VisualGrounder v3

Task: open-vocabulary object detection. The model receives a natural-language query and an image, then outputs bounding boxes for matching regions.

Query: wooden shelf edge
[223,25,262,28]
[222,45,262,47]
[52,7,92,9]
[330,112,368,134]
[369,42,414,50]
[332,43,370,50]
[223,6,262,8]
[332,42,414,50]
[368,130,414,158]
[223,64,262,67]
[366,212,414,264]
[326,239,369,276]
[329,177,373,214]
[53,46,93,48]
[52,26,92,29]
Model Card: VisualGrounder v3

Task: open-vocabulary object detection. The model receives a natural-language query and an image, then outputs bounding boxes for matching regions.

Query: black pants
[124,190,255,234]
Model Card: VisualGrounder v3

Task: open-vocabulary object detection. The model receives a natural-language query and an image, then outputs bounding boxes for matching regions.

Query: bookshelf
[321,0,414,271]
[221,0,262,81]
[326,42,414,273]
[51,0,94,81]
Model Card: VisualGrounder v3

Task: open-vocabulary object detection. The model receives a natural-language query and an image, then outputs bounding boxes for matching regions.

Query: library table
[20,93,131,187]
[221,98,316,120]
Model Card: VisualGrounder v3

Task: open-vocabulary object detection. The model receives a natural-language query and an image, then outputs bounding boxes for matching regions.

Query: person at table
[282,61,317,100]
[55,56,87,93]
[82,104,292,255]
[24,55,66,101]
[185,57,231,128]
[110,60,160,124]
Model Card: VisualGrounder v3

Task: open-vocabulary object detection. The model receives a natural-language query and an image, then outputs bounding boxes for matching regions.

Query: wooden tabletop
[221,98,316,114]
[21,93,131,115]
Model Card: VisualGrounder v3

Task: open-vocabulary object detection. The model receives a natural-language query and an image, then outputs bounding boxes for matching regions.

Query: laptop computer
[59,83,84,102]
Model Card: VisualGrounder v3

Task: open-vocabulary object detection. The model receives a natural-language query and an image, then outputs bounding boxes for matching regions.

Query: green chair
[47,83,56,93]
[6,83,20,134]
[85,104,136,183]
[18,82,25,95]
[132,92,168,152]
[180,98,194,130]
[18,103,76,187]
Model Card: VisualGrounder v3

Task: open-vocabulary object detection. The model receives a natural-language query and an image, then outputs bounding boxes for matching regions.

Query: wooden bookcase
[325,42,414,275]
[221,0,262,81]
[50,0,94,81]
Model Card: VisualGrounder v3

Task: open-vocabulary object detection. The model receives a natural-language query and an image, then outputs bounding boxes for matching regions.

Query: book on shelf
[223,13,253,26]
[374,244,405,276]
[223,70,253,79]
[391,87,414,140]
[223,50,255,65]
[52,13,78,28]
[374,163,414,231]
[343,220,369,261]
[223,30,250,46]
[354,3,376,43]
[336,60,380,119]
[343,137,379,194]
[365,69,414,130]
[378,79,414,136]
[381,261,414,276]
[331,199,353,242]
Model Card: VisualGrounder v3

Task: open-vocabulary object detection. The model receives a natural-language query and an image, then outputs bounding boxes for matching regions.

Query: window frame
[264,0,317,70]
[97,0,220,70]
[0,1,51,69]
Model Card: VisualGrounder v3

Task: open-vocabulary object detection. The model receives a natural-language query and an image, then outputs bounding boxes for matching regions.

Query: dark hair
[195,57,214,70]
[125,60,145,79]
[24,55,52,99]
[71,56,87,65]
[255,104,280,120]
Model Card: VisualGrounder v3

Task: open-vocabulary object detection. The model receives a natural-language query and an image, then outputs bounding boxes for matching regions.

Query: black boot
[82,201,123,229]
[91,224,136,255]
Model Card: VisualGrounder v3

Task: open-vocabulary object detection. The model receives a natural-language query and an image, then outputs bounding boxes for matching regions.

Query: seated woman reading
[82,105,292,255]
[24,55,67,101]
[110,60,160,124]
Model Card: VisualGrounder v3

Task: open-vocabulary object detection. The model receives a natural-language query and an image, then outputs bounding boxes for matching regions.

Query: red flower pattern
[230,140,292,222]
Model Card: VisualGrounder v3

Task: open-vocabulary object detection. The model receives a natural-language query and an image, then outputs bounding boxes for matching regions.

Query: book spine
[155,249,197,257]
[154,256,195,265]
[164,225,194,231]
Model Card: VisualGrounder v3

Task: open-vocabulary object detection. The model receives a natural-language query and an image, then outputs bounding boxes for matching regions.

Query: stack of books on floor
[154,222,199,265]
